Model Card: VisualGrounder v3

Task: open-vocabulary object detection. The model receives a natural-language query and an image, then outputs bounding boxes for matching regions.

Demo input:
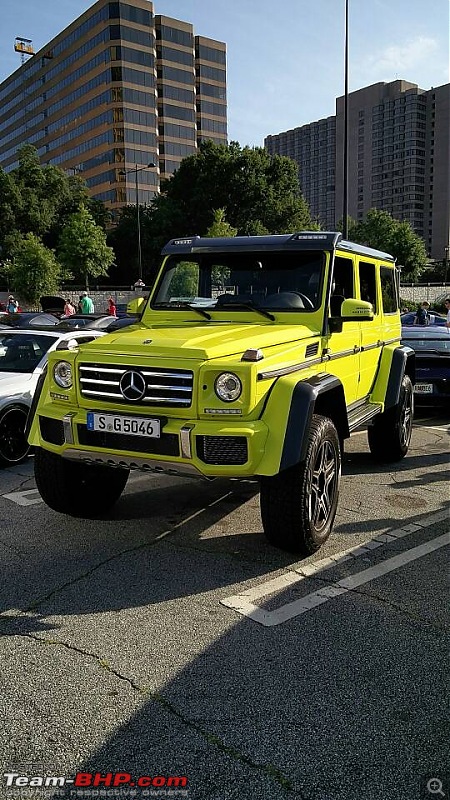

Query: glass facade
[0,0,227,209]
[264,79,449,258]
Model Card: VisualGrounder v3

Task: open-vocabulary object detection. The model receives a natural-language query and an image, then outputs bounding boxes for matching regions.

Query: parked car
[40,295,66,317]
[401,325,450,405]
[54,314,117,330]
[400,311,446,326]
[0,312,60,328]
[105,315,141,331]
[0,328,106,466]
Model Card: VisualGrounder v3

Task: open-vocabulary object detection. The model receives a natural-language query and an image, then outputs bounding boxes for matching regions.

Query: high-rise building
[265,80,449,261]
[0,0,227,211]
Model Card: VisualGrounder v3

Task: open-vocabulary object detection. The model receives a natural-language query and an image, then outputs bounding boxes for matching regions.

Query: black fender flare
[384,346,415,410]
[280,374,348,471]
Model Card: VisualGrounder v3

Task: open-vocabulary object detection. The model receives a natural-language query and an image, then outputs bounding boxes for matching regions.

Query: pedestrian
[64,298,76,316]
[80,290,94,314]
[6,295,19,314]
[444,296,450,329]
[414,301,430,325]
[107,296,116,316]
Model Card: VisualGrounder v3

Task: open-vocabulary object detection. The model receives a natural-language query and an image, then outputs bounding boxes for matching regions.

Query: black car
[401,325,450,405]
[54,313,116,330]
[0,312,60,328]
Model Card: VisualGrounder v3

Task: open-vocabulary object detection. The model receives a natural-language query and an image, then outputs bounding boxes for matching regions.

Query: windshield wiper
[218,300,275,321]
[155,302,211,320]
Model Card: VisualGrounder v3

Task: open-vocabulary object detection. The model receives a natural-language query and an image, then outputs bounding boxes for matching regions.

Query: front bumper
[33,406,269,479]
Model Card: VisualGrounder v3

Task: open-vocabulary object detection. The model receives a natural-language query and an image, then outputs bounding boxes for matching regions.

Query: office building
[0,0,227,211]
[265,80,449,260]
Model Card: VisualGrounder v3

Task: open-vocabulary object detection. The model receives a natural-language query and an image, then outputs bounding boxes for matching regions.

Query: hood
[84,321,318,361]
[40,295,65,313]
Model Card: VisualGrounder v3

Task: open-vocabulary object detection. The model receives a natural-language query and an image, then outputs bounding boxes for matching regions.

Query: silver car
[0,328,105,466]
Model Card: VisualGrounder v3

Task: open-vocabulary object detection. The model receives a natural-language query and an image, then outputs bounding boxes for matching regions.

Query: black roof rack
[161,232,394,261]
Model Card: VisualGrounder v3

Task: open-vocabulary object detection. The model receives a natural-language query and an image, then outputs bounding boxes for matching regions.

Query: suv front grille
[77,425,180,456]
[79,363,193,407]
[196,435,248,465]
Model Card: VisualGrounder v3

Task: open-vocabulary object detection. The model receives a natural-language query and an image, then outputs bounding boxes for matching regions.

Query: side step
[348,401,382,432]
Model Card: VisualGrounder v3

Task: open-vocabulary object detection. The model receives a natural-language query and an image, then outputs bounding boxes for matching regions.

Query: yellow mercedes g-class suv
[27,232,415,554]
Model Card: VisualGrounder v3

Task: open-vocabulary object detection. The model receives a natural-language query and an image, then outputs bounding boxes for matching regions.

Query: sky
[1,0,449,147]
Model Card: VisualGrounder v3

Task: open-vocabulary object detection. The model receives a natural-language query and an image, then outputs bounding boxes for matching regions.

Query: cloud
[357,36,440,83]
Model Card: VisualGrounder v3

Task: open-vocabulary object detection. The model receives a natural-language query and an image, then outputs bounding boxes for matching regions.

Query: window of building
[158,26,193,48]
[157,46,194,67]
[195,44,226,65]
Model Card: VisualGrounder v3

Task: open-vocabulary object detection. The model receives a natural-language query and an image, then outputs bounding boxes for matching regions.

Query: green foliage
[205,210,237,289]
[0,144,110,269]
[112,140,316,278]
[58,207,115,288]
[167,261,199,298]
[5,233,63,304]
[349,209,427,282]
[107,205,140,283]
[205,208,238,238]
[151,140,315,243]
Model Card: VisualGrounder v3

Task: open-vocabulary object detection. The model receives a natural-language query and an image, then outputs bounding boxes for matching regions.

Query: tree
[58,207,115,288]
[0,145,111,266]
[205,209,237,290]
[4,233,63,305]
[205,208,238,238]
[111,140,317,279]
[349,209,427,282]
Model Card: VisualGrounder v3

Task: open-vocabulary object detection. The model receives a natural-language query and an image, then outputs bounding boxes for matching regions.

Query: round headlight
[214,372,242,402]
[54,360,73,389]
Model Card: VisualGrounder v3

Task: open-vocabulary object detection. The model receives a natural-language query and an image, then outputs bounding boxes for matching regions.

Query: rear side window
[380,267,398,313]
[358,261,377,312]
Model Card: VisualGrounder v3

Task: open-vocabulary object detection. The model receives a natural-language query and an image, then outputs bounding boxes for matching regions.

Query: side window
[333,257,354,298]
[358,261,377,312]
[331,256,354,314]
[380,266,398,313]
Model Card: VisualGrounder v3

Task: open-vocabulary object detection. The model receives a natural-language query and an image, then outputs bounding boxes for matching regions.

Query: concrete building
[265,80,449,261]
[0,0,227,212]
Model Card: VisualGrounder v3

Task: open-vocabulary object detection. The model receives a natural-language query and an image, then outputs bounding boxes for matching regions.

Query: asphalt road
[0,411,449,800]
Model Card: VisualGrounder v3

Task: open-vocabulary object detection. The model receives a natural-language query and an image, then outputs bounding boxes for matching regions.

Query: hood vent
[305,342,319,358]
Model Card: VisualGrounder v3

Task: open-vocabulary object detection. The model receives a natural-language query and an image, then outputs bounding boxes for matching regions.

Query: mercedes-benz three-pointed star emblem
[119,370,146,401]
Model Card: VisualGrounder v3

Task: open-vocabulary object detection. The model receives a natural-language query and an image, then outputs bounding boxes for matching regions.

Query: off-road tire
[34,447,129,516]
[0,405,30,466]
[368,375,413,462]
[260,414,341,554]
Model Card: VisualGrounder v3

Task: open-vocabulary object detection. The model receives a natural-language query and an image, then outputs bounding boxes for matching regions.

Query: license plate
[414,383,433,394]
[87,412,161,438]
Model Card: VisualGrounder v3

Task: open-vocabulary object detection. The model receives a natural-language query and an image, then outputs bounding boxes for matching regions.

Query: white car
[0,328,106,466]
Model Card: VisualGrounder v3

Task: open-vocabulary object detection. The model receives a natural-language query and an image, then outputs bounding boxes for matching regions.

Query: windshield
[404,336,450,352]
[0,333,54,373]
[152,251,325,313]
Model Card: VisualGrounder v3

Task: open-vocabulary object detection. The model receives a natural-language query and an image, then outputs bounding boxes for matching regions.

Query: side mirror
[339,298,374,321]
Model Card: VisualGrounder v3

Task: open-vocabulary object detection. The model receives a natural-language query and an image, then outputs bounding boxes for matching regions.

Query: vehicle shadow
[1,472,448,799]
[5,504,443,800]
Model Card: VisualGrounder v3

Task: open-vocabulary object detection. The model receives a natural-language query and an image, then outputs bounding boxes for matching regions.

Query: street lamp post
[343,0,349,239]
[120,162,156,282]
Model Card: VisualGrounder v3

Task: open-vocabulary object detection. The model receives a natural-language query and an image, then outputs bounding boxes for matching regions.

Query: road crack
[3,628,295,794]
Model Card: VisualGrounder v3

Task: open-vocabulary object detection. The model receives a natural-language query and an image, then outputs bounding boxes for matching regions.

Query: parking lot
[0,411,448,800]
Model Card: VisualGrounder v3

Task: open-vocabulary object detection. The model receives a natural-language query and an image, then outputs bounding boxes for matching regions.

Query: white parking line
[2,489,43,506]
[221,512,449,626]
